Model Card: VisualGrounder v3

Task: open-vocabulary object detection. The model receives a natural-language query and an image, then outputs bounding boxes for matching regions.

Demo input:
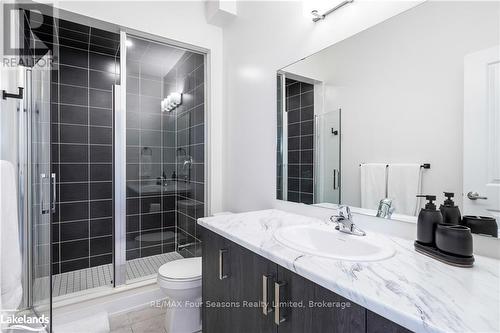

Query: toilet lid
[158,257,202,280]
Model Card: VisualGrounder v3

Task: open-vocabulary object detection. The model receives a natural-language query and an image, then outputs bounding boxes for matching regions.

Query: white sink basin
[274,224,395,261]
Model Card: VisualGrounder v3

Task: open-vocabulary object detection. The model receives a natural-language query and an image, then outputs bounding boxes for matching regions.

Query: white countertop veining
[198,209,500,333]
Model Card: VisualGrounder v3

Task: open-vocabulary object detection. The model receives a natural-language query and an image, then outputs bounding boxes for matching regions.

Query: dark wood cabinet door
[366,310,413,333]
[201,227,234,333]
[202,227,410,333]
[276,267,366,333]
[229,241,277,333]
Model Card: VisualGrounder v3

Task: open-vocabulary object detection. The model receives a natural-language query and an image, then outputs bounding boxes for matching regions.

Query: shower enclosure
[1,4,207,331]
[276,72,341,205]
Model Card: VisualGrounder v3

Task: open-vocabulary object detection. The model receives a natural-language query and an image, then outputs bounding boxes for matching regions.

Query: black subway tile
[59,19,90,34]
[90,126,112,144]
[300,179,313,193]
[301,135,313,150]
[300,120,313,136]
[141,245,162,257]
[60,124,88,144]
[59,144,88,163]
[288,109,300,124]
[90,182,113,200]
[90,218,113,237]
[60,258,89,273]
[58,182,88,202]
[141,213,162,231]
[60,239,89,261]
[89,108,112,127]
[288,164,300,178]
[90,164,112,181]
[89,89,112,108]
[90,254,113,267]
[89,51,117,73]
[90,200,113,219]
[126,216,139,232]
[301,91,313,107]
[59,46,88,68]
[59,201,89,221]
[60,104,88,125]
[60,65,88,87]
[90,236,112,256]
[60,220,89,241]
[288,178,299,192]
[301,150,313,164]
[90,145,112,163]
[91,28,119,42]
[89,70,115,91]
[301,106,314,121]
[126,198,139,215]
[60,84,88,106]
[286,95,299,111]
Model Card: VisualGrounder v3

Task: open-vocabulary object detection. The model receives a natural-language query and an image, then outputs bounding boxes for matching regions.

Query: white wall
[281,1,500,210]
[48,0,225,213]
[0,4,21,167]
[222,0,421,212]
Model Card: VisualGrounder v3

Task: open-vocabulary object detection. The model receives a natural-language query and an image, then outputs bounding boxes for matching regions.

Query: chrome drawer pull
[262,275,273,315]
[274,281,286,325]
[218,249,228,280]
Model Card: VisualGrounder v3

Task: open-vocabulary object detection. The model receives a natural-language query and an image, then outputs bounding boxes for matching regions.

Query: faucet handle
[337,205,352,220]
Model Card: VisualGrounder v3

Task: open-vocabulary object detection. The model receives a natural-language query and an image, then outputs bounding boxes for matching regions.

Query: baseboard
[52,278,165,325]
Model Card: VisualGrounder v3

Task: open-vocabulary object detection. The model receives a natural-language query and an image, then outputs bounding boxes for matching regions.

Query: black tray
[414,241,474,268]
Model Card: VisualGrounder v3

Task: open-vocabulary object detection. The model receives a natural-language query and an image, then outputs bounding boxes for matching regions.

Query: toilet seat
[159,257,202,281]
[157,257,202,290]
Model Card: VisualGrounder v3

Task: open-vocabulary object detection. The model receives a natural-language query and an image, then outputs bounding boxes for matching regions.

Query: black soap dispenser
[439,192,461,225]
[416,195,443,246]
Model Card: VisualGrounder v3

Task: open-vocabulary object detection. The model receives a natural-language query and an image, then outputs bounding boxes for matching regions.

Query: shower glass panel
[124,35,205,283]
[314,110,341,204]
[47,16,119,297]
[31,53,52,328]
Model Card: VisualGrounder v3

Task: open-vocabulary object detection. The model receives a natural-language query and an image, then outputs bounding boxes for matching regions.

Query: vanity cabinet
[201,227,411,333]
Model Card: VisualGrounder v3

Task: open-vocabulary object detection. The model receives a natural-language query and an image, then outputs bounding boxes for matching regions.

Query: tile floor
[109,305,168,333]
[51,252,183,297]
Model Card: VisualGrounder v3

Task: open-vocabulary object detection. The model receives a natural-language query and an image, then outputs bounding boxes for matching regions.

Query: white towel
[387,163,422,216]
[0,160,22,311]
[360,163,387,210]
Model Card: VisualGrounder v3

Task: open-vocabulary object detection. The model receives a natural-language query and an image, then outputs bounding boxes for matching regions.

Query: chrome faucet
[330,205,366,236]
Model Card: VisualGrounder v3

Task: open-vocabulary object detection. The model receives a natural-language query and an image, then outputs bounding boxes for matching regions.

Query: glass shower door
[30,53,52,330]
[118,32,206,285]
[315,109,341,204]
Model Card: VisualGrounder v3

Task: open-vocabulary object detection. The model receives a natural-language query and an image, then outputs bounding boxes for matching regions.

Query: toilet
[157,257,202,333]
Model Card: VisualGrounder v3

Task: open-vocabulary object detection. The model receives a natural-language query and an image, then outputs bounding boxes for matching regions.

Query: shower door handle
[333,169,340,190]
[40,173,49,214]
[51,173,56,213]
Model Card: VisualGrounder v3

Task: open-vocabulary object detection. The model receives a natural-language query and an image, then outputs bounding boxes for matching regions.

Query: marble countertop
[198,209,500,333]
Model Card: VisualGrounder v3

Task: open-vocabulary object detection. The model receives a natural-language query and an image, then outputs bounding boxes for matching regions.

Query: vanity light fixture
[161,92,183,112]
[311,0,353,22]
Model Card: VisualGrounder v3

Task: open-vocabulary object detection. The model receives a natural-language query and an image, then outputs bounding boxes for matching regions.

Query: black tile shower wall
[286,78,314,204]
[167,52,205,258]
[50,18,119,274]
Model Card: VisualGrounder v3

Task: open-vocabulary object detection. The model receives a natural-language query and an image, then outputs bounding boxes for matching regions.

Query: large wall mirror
[276,1,500,238]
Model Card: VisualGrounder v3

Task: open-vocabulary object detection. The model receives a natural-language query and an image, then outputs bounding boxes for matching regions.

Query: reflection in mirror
[276,1,500,238]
